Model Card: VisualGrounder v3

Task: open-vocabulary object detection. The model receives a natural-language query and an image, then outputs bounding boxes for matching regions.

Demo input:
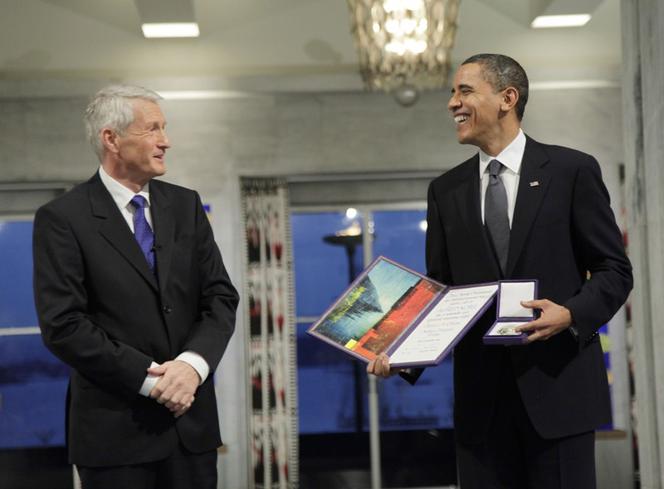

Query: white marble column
[621,0,664,487]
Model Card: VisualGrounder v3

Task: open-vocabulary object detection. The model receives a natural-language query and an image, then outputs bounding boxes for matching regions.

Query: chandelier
[347,0,460,105]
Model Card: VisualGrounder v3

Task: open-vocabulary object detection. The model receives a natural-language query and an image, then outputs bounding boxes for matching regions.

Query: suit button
[163,305,172,314]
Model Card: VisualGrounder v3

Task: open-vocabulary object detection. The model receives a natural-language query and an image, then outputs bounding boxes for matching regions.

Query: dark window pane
[0,335,68,448]
[372,210,454,430]
[0,220,68,449]
[297,322,369,434]
[293,208,456,486]
[0,221,37,327]
[377,361,454,430]
[372,210,427,275]
[291,212,364,317]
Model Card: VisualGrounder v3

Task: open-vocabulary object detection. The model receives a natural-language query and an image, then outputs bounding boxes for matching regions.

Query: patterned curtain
[241,178,298,489]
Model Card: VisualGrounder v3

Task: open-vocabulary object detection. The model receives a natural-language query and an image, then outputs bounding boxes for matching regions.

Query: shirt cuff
[139,361,161,397]
[176,351,209,385]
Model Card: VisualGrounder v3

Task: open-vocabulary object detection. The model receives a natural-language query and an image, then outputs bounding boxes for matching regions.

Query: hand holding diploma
[366,352,400,378]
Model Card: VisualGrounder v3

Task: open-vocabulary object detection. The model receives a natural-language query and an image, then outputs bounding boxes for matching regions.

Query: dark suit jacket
[33,172,239,467]
[425,136,632,443]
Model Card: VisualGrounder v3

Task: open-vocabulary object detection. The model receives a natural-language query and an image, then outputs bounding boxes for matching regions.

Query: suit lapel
[453,157,502,278]
[150,182,175,291]
[88,173,159,291]
[506,137,551,277]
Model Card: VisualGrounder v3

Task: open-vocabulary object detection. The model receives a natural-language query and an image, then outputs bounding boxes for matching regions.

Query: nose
[157,128,171,149]
[448,92,460,112]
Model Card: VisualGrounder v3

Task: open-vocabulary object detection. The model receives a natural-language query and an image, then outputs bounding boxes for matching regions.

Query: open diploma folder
[308,256,519,368]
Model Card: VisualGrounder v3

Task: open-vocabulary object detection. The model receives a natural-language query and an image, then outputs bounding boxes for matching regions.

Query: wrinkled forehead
[129,98,166,124]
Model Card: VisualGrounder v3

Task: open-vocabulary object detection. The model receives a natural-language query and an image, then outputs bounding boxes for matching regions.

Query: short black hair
[461,53,529,120]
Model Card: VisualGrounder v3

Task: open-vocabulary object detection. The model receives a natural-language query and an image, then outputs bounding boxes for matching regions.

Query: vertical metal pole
[368,375,381,489]
[361,209,381,489]
[346,244,366,434]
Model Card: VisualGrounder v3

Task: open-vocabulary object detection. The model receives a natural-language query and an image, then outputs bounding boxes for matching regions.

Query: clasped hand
[148,360,200,418]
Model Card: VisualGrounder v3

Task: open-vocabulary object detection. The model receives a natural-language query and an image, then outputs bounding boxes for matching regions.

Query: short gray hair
[84,85,163,161]
[461,54,529,121]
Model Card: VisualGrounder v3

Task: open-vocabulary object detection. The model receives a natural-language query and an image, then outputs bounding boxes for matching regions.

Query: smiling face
[447,62,517,155]
[103,98,170,189]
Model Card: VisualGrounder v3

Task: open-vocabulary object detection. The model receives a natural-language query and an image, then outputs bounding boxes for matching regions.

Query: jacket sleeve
[33,204,153,397]
[179,192,239,371]
[426,181,453,286]
[563,157,633,345]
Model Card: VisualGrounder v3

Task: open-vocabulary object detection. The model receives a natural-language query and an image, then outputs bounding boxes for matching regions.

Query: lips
[454,114,469,124]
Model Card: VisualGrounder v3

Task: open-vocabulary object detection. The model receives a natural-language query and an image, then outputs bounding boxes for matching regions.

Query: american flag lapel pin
[529,181,540,187]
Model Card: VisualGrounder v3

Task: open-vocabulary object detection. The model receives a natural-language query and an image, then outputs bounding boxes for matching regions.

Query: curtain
[241,178,298,489]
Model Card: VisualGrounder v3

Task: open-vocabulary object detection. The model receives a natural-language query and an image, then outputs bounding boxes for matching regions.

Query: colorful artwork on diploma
[309,258,444,362]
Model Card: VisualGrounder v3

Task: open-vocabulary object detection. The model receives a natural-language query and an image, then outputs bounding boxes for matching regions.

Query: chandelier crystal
[347,0,460,100]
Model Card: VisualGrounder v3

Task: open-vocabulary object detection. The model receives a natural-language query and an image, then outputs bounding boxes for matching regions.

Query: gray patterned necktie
[485,159,510,273]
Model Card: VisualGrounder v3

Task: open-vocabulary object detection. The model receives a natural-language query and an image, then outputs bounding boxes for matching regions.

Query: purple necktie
[129,195,155,272]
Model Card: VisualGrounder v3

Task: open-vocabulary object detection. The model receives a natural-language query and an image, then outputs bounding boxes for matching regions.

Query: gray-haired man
[33,85,239,488]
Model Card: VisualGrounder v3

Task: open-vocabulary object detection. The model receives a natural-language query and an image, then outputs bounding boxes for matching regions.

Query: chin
[152,163,167,176]
[456,132,472,145]
[457,131,478,146]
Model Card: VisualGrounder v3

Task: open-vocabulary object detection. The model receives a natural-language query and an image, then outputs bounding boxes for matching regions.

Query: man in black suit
[33,85,239,489]
[368,54,632,488]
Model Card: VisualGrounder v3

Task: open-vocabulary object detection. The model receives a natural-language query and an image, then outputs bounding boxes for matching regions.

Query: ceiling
[0,0,622,96]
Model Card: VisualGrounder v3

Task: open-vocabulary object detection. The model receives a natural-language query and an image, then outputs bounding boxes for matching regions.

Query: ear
[500,86,519,114]
[100,128,120,155]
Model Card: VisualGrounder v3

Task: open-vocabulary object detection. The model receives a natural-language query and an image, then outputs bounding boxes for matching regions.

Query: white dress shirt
[479,129,526,228]
[98,166,210,396]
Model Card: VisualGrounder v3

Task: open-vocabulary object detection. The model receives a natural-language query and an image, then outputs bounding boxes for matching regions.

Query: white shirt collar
[98,165,151,210]
[478,129,526,176]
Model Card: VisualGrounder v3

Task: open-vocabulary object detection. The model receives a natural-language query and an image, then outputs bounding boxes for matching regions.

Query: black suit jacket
[33,172,239,466]
[425,136,632,443]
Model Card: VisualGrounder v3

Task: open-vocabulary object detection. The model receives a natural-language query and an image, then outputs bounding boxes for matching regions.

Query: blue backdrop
[0,220,68,448]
